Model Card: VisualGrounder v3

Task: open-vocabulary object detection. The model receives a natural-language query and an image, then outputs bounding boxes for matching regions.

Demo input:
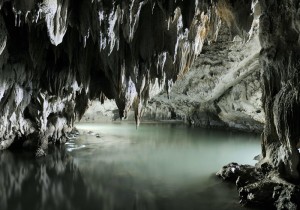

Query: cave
[1,0,300,209]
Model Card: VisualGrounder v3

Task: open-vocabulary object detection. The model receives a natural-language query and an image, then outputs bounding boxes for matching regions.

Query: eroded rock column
[260,0,300,180]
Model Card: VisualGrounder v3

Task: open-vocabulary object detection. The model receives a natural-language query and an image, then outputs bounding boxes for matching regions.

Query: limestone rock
[143,20,264,132]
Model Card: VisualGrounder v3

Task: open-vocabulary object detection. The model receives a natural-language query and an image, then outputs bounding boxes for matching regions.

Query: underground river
[1,123,261,210]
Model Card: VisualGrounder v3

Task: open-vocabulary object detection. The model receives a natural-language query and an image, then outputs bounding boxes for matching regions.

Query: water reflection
[0,147,99,210]
[1,123,260,210]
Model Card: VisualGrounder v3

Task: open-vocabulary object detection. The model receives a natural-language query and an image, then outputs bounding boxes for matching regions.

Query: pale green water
[0,123,261,210]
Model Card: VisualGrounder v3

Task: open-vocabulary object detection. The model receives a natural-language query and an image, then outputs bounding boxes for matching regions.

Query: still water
[1,122,261,210]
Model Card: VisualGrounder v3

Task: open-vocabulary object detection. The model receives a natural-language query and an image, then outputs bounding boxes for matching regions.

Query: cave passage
[0,122,260,210]
[2,0,300,209]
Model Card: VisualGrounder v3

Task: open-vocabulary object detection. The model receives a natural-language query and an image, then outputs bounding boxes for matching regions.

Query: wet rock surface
[217,163,300,209]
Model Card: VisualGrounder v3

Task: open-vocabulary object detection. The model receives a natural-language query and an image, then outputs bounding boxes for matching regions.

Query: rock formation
[0,0,224,154]
[142,21,264,132]
[259,0,300,181]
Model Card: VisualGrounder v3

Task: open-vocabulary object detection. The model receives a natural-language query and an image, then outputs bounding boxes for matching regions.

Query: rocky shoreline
[217,162,300,209]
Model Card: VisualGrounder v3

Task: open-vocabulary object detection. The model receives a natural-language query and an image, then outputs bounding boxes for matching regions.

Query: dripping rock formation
[83,22,264,132]
[0,0,226,153]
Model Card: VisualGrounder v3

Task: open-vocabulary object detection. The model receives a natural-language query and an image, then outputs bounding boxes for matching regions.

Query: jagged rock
[274,185,300,210]
[217,163,300,209]
[217,162,262,183]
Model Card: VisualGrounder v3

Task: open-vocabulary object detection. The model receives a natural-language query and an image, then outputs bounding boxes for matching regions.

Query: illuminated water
[1,122,261,210]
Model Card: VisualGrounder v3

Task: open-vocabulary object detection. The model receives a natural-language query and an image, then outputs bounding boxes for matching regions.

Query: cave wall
[259,0,300,180]
[216,1,300,208]
[142,17,264,132]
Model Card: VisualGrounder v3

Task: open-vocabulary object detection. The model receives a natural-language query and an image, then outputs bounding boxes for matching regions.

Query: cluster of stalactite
[0,0,253,155]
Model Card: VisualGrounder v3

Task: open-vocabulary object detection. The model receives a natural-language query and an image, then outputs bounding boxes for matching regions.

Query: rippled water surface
[1,123,261,210]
